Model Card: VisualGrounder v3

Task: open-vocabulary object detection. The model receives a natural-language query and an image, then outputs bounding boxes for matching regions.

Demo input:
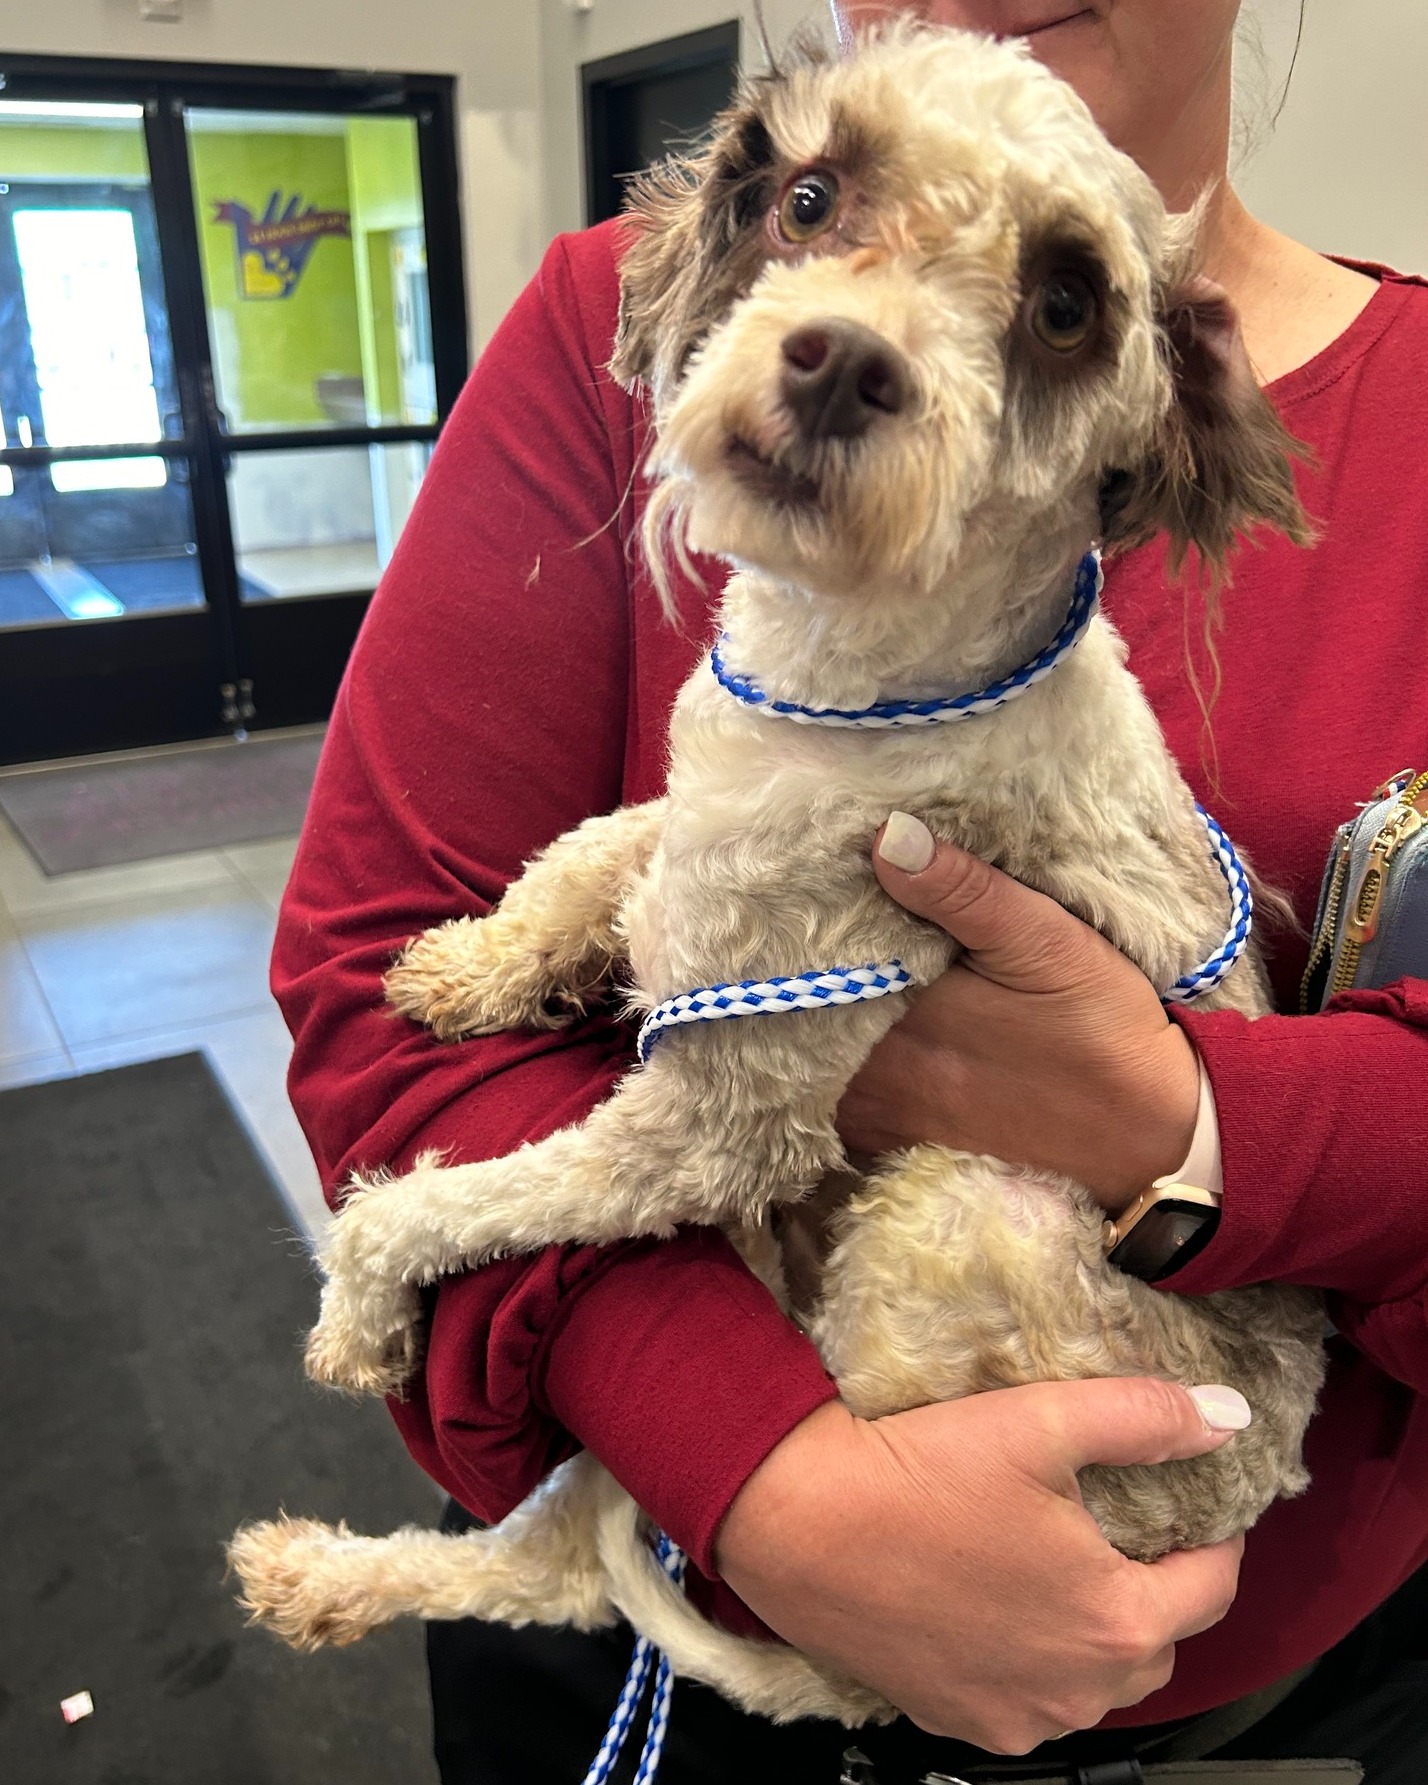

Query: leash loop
[583,1535,687,1785]
[636,807,1248,1062]
[637,961,911,1062]
[1162,805,1253,1004]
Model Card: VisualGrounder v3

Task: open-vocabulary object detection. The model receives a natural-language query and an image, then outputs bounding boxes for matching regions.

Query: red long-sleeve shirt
[273,220,1428,1726]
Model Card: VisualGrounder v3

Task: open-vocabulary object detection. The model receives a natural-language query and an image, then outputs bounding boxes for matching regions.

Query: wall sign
[213,192,351,299]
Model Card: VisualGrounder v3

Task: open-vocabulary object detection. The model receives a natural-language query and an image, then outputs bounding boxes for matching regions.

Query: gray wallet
[1301,767,1428,1012]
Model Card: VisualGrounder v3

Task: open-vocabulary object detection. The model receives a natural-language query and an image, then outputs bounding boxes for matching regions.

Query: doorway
[0,62,466,765]
[582,23,741,227]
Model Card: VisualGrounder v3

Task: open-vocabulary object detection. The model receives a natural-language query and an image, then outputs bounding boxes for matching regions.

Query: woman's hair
[1232,0,1308,166]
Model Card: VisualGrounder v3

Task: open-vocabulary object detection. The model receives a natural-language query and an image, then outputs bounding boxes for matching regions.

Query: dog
[230,22,1326,1730]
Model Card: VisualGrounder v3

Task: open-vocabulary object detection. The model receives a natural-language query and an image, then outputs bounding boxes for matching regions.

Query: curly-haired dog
[231,23,1325,1727]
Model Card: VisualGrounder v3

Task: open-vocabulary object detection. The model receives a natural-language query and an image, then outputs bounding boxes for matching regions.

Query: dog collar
[710,550,1101,729]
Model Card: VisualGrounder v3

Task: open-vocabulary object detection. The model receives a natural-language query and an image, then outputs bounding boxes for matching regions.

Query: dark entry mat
[0,731,323,874]
[0,1055,439,1784]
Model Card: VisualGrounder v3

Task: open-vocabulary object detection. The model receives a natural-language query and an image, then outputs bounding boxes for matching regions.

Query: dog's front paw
[229,1518,383,1650]
[305,1276,423,1397]
[384,916,580,1041]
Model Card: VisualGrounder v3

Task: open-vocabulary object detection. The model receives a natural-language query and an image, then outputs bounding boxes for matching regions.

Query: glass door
[0,178,193,577]
[0,62,465,765]
[180,105,442,728]
[0,98,215,750]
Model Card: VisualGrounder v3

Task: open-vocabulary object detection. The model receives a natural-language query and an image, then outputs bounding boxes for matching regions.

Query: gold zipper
[1322,770,1428,1000]
[1402,769,1428,806]
[1300,833,1352,1012]
[1326,933,1363,1001]
[1313,771,1420,1006]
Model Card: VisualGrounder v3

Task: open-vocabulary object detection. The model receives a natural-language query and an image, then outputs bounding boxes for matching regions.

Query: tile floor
[0,805,326,1237]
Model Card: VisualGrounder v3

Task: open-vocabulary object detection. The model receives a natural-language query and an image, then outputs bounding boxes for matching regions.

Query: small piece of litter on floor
[60,1690,94,1724]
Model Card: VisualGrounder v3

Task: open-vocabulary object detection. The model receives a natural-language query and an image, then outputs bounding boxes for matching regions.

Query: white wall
[0,0,543,349]
[1237,0,1428,275]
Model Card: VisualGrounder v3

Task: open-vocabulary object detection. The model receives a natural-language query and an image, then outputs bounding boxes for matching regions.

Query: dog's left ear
[609,91,781,405]
[1099,276,1314,574]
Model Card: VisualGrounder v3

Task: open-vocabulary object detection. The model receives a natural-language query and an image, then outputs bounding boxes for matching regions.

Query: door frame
[0,52,467,765]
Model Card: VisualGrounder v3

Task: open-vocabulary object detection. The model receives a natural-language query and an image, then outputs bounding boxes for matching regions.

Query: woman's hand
[715,1382,1249,1752]
[837,812,1200,1212]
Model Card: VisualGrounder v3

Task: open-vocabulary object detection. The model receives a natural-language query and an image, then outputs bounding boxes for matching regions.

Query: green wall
[188,129,363,431]
[345,117,422,233]
[346,117,425,425]
[0,123,148,183]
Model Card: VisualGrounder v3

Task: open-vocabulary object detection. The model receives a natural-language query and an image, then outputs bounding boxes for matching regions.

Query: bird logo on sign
[213,191,351,300]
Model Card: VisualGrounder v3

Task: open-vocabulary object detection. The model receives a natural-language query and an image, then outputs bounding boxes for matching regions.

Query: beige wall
[0,0,543,349]
[537,0,1427,277]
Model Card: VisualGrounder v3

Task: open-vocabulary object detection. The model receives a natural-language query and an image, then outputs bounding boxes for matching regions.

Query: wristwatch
[1101,1178,1222,1283]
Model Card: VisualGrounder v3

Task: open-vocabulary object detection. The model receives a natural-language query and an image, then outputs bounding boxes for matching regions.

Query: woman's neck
[1194,188,1379,387]
[1127,52,1379,390]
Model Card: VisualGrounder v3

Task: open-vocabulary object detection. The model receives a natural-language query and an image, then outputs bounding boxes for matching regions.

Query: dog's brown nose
[779,320,910,441]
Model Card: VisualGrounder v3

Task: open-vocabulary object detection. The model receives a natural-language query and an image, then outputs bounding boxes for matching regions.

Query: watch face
[1107,1200,1220,1282]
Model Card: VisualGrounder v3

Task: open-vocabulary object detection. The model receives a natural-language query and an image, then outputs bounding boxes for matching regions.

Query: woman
[272,2,1428,1779]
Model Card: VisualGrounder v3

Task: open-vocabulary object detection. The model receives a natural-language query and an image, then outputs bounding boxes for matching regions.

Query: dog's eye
[1028,271,1099,353]
[777,171,840,244]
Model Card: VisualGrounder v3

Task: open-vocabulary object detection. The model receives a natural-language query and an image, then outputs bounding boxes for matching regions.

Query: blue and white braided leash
[583,1535,687,1785]
[1163,804,1253,1005]
[637,961,913,1062]
[635,801,1248,1064]
[711,549,1102,728]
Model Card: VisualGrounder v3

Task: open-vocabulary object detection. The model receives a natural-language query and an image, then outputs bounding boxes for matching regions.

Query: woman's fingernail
[878,811,935,874]
[1189,1385,1253,1432]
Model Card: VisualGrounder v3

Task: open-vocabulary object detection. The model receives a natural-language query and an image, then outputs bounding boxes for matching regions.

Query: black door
[583,23,740,226]
[0,64,466,765]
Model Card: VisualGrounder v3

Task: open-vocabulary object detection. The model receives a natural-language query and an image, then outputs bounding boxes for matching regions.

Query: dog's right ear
[609,89,781,405]
[1099,274,1314,576]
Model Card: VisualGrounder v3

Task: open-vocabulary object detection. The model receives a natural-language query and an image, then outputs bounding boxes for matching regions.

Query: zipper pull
[1344,792,1425,946]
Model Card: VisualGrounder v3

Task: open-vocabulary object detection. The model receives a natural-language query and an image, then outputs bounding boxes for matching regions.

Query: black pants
[428,1501,1428,1785]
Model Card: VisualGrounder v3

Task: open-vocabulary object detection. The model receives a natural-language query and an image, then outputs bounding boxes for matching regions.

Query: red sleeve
[1167,978,1428,1391]
[272,228,834,1577]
